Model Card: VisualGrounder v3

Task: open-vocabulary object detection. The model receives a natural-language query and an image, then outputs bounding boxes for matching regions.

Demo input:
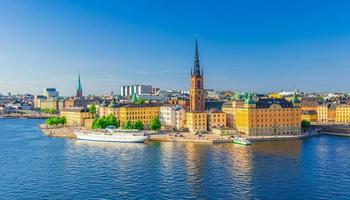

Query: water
[1,119,350,200]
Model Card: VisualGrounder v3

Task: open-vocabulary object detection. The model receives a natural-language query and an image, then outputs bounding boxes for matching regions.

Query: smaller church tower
[76,73,83,98]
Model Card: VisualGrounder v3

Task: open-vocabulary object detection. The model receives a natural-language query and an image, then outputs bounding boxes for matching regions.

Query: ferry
[74,126,149,143]
[232,135,252,145]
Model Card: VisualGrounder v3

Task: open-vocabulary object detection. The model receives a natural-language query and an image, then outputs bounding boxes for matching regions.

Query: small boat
[232,135,251,145]
[75,126,149,143]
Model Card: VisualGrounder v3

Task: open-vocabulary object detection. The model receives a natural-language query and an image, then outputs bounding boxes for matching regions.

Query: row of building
[301,103,350,123]
[59,38,304,137]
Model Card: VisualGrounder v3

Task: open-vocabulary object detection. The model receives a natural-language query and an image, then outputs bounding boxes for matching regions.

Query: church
[186,39,226,133]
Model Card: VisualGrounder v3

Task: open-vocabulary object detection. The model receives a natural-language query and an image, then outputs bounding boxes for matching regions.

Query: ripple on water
[1,120,350,199]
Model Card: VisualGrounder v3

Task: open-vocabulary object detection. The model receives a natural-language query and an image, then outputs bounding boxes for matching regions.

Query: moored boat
[232,135,252,145]
[75,127,149,143]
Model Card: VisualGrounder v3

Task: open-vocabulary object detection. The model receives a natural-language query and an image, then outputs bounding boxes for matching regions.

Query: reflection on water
[252,140,302,158]
[2,119,350,200]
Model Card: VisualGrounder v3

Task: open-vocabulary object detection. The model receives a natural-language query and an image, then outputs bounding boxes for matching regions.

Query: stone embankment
[150,132,232,143]
[39,124,77,138]
[314,124,350,137]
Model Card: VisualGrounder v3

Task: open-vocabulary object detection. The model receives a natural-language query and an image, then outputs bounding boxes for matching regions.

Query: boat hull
[233,140,251,145]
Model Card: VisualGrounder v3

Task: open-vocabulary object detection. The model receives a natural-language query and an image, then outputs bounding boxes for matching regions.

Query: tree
[42,108,56,114]
[45,116,66,125]
[301,120,311,129]
[106,114,119,128]
[92,114,119,129]
[134,120,144,130]
[124,120,133,129]
[89,104,97,115]
[150,117,161,131]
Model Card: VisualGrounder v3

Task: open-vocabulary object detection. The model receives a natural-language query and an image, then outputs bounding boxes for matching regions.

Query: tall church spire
[76,73,83,98]
[193,37,201,76]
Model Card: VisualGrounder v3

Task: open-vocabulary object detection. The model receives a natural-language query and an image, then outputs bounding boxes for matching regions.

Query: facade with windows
[234,94,301,136]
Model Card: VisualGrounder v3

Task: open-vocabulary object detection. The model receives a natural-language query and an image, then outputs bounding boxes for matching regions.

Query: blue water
[1,119,350,200]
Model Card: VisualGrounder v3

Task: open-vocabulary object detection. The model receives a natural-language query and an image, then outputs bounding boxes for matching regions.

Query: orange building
[207,108,226,131]
[98,99,120,118]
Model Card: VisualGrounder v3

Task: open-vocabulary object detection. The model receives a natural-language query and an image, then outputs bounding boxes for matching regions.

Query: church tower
[190,38,205,111]
[76,73,83,98]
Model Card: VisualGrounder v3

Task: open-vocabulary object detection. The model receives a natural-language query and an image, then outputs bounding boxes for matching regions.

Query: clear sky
[1,0,350,96]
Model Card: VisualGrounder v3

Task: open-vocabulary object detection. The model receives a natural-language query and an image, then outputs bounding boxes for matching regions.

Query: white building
[43,88,59,98]
[120,85,153,97]
[160,104,186,131]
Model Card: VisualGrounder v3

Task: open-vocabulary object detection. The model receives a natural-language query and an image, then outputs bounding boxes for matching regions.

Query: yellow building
[336,104,350,123]
[36,98,64,111]
[119,103,160,128]
[207,108,226,131]
[222,100,244,128]
[301,110,317,122]
[317,105,328,123]
[317,104,336,123]
[60,107,94,127]
[222,101,234,128]
[267,93,283,99]
[186,111,207,133]
[234,93,301,136]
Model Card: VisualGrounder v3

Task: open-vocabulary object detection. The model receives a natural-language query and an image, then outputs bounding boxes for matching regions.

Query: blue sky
[1,0,350,95]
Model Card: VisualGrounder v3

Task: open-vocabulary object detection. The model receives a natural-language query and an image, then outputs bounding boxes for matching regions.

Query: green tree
[92,114,119,129]
[89,104,97,115]
[106,114,119,128]
[45,116,66,125]
[150,117,161,131]
[42,108,56,114]
[134,120,144,130]
[124,120,133,129]
[301,120,311,129]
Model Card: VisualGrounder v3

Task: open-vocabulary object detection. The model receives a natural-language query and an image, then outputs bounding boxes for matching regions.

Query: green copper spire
[292,92,301,104]
[245,92,256,104]
[76,73,83,98]
[108,98,118,108]
[131,93,138,103]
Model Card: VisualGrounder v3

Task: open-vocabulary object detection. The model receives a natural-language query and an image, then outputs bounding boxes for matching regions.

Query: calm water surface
[1,119,350,200]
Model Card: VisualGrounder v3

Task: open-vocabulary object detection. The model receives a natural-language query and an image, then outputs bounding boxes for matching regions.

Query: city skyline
[1,1,350,95]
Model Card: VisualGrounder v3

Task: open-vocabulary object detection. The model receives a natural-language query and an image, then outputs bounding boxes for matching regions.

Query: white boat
[232,135,252,145]
[75,127,149,143]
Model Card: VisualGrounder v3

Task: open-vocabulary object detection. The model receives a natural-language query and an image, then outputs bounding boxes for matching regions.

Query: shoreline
[37,123,350,144]
[0,114,54,119]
